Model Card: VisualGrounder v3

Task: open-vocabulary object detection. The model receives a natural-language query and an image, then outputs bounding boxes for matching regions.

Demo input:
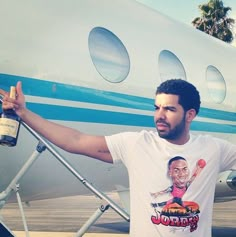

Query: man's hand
[0,81,26,116]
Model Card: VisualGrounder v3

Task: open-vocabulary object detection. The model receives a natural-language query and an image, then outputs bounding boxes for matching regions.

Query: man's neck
[166,134,190,145]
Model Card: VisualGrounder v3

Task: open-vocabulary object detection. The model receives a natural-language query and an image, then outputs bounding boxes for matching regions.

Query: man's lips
[156,122,169,130]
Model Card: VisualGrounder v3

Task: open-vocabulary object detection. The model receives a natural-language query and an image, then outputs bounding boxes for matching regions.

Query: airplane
[0,0,236,234]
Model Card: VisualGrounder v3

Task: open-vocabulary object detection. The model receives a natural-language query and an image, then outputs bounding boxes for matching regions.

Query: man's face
[154,93,187,143]
[168,159,190,188]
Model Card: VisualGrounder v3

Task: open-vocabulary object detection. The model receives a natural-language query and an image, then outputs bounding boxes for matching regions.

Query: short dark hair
[168,156,186,169]
[156,79,201,114]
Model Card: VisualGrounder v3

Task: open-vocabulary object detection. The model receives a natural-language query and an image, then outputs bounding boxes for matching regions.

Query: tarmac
[1,192,236,237]
[13,232,127,237]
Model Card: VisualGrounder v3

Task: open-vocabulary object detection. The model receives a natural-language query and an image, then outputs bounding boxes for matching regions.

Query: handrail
[0,96,130,222]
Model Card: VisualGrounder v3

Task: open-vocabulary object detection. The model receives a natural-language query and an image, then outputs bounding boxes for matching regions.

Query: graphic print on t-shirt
[150,156,206,233]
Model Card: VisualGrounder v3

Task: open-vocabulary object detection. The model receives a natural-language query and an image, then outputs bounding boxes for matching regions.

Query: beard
[156,114,186,141]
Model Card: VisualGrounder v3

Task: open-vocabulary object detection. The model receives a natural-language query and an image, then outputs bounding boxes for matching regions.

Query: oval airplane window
[158,50,186,82]
[206,65,226,103]
[88,27,130,83]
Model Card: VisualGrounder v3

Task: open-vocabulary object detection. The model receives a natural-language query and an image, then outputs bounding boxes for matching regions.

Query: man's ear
[185,109,196,123]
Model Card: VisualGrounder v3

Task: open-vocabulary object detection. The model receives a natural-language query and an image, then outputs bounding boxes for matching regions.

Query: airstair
[0,97,130,237]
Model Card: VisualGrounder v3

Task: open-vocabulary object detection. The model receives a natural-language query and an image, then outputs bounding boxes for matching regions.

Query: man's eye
[167,107,176,112]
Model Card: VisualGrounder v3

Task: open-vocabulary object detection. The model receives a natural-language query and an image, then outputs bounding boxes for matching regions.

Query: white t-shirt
[105,130,236,237]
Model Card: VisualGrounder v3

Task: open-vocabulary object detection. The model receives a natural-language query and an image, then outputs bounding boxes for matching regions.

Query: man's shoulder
[106,129,157,141]
[191,133,231,145]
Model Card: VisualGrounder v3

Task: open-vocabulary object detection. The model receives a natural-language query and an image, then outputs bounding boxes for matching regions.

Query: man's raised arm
[0,81,113,163]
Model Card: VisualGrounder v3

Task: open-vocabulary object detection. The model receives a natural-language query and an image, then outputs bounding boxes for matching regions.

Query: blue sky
[136,0,236,46]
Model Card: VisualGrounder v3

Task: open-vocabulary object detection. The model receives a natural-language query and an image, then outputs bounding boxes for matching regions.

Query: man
[1,79,236,236]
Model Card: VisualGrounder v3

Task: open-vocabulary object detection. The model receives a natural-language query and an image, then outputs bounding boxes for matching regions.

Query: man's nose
[155,108,166,120]
[178,170,187,177]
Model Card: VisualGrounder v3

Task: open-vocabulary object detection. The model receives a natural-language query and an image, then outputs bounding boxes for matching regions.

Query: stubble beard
[156,114,186,141]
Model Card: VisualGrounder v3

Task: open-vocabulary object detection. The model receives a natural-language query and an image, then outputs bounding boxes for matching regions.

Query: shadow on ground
[212,226,236,237]
[93,222,129,233]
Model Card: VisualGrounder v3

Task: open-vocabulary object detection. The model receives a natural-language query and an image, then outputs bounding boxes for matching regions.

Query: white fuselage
[0,0,236,205]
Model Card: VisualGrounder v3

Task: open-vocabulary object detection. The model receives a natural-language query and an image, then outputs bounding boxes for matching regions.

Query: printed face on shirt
[150,157,206,233]
[154,93,187,142]
[168,158,190,188]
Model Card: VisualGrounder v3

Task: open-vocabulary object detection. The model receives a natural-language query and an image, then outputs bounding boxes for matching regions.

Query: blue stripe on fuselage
[27,103,236,133]
[1,73,236,133]
[0,73,153,110]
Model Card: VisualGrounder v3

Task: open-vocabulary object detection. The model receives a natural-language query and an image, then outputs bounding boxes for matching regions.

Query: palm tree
[192,0,235,43]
